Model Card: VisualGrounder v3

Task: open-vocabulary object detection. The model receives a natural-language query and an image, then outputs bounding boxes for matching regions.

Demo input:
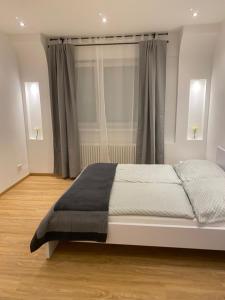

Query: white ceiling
[0,0,225,36]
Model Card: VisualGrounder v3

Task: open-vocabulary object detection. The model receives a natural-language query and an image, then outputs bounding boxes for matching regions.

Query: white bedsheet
[108,215,225,228]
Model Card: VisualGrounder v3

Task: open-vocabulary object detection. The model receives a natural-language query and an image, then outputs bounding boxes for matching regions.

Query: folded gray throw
[30,163,117,252]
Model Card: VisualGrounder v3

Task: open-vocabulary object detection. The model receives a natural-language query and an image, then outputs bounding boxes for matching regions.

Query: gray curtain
[47,43,81,178]
[136,39,167,164]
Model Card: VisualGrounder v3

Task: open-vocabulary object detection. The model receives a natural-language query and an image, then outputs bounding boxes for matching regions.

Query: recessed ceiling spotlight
[193,11,198,17]
[19,21,25,27]
[189,8,198,17]
[98,12,107,24]
[16,16,25,28]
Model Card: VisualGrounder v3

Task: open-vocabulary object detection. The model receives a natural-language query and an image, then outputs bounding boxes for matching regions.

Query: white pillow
[115,164,181,184]
[174,160,225,182]
[183,178,225,224]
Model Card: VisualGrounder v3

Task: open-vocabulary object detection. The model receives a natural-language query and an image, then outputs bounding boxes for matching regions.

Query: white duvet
[109,164,193,219]
[109,181,194,219]
[110,162,225,224]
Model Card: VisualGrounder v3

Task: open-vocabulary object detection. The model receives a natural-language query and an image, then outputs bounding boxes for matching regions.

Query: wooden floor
[1,176,225,300]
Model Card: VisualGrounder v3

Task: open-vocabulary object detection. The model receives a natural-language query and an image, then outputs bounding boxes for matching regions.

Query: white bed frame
[46,146,225,258]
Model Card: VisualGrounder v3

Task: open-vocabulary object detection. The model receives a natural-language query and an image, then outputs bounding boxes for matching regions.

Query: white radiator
[80,144,136,168]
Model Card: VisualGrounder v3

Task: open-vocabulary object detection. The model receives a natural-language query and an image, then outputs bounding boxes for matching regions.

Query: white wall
[11,32,180,172]
[8,25,220,173]
[0,32,29,193]
[207,21,225,161]
[11,34,53,173]
[0,24,222,192]
[165,24,219,164]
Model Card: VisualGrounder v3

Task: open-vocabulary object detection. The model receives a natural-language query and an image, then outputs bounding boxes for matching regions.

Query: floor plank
[0,176,225,300]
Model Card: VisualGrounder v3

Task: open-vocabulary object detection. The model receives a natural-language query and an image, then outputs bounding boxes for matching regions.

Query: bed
[30,146,225,258]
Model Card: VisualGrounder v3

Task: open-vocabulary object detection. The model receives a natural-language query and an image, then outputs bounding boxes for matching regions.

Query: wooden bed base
[46,146,225,258]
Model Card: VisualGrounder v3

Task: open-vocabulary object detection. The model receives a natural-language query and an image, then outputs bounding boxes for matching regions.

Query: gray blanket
[30,163,117,252]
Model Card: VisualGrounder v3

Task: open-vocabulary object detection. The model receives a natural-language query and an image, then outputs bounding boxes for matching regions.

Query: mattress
[108,181,194,219]
[108,215,225,228]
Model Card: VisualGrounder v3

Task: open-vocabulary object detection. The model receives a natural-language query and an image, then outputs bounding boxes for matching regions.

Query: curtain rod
[75,41,168,47]
[49,32,168,42]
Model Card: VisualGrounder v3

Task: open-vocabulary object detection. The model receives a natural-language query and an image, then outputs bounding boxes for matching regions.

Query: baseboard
[30,173,54,176]
[30,173,73,180]
[0,174,30,196]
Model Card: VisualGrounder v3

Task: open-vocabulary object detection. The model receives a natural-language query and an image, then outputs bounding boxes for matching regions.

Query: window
[75,44,138,145]
[104,63,138,127]
[187,79,206,140]
[76,59,138,129]
[24,82,43,140]
[76,65,97,125]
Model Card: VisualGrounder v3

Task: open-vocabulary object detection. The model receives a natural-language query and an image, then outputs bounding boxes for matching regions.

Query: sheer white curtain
[74,37,139,163]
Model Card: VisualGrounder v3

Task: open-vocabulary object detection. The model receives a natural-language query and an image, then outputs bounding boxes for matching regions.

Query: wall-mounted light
[191,80,201,93]
[187,79,207,141]
[30,83,39,97]
[24,82,43,140]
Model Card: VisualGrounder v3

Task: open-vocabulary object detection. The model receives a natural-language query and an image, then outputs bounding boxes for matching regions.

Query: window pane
[76,66,97,123]
[104,64,138,125]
